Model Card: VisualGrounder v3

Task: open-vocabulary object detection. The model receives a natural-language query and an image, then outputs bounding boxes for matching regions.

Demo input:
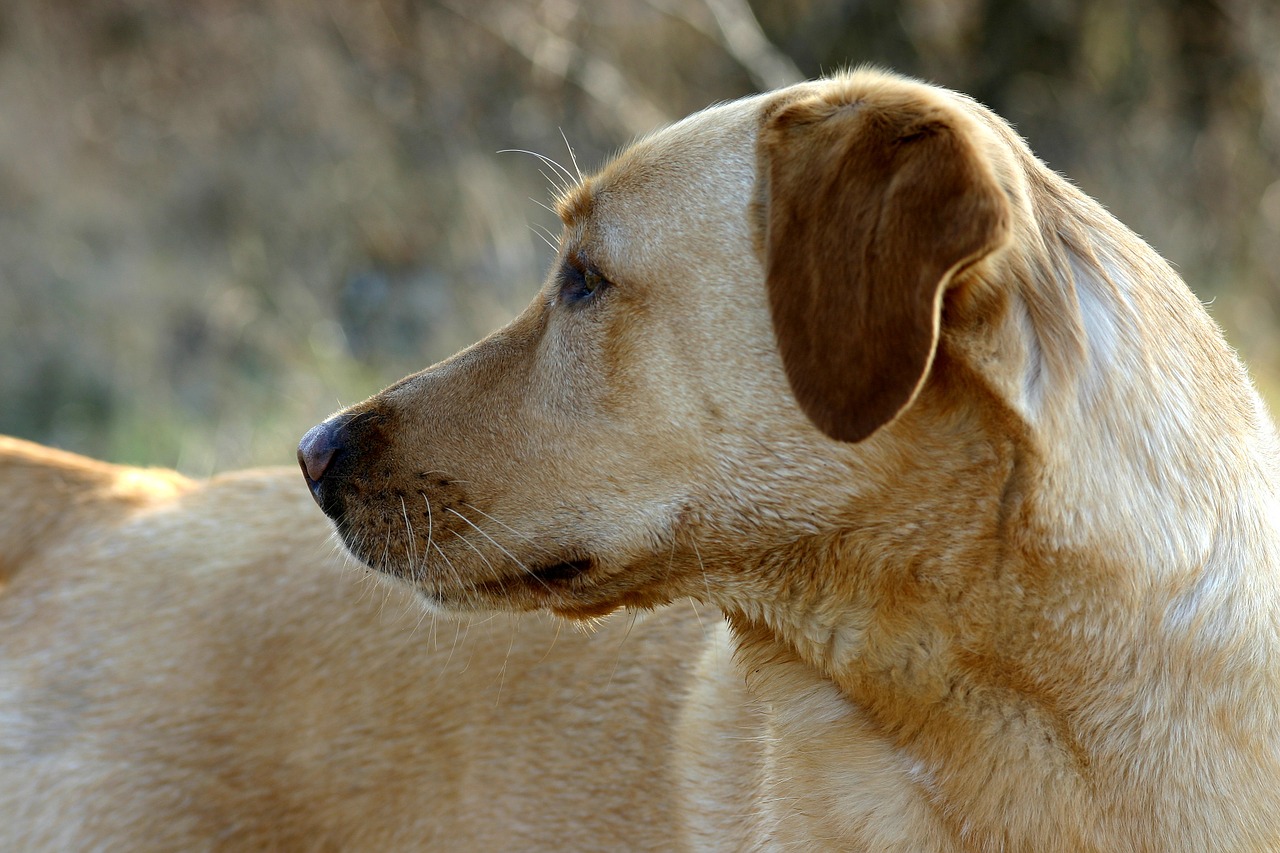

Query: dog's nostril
[298,419,344,484]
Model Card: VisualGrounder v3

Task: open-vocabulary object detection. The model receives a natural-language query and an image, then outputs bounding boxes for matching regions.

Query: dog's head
[299,71,1022,619]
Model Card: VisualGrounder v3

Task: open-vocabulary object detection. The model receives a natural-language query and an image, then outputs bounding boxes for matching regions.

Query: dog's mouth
[476,555,597,596]
[528,557,594,583]
[343,528,601,608]
[478,553,650,620]
[326,492,636,615]
[339,514,677,618]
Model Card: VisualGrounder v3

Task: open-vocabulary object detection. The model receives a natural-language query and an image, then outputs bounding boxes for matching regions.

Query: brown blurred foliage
[1,0,1277,471]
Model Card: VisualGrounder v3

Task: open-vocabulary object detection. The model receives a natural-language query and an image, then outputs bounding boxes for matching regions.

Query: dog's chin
[367,547,673,620]
[471,556,638,619]
[340,541,625,618]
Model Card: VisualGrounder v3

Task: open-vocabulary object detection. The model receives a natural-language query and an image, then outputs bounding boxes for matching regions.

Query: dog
[3,68,1279,850]
[298,68,1280,849]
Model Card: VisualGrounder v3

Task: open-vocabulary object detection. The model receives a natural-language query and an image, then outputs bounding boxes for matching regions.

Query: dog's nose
[298,417,348,487]
[298,412,371,516]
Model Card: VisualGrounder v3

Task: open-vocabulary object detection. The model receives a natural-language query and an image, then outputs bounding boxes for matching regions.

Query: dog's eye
[559,263,610,305]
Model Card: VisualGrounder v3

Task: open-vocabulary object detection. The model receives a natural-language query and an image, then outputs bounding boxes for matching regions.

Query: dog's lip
[338,526,600,600]
[529,557,594,583]
[474,555,596,595]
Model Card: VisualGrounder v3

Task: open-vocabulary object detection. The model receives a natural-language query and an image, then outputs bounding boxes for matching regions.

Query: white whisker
[689,539,711,641]
[447,507,555,594]
[421,492,434,554]
[691,539,713,605]
[688,597,707,642]
[497,147,577,186]
[529,197,558,216]
[528,223,558,252]
[429,540,469,605]
[436,615,465,682]
[450,528,501,579]
[379,526,393,576]
[605,609,639,690]
[536,618,564,665]
[536,167,569,196]
[559,128,583,181]
[495,616,520,707]
[459,502,557,557]
[400,495,422,581]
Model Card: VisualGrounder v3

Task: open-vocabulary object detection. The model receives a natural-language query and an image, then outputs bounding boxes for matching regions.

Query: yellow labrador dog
[5,69,1280,850]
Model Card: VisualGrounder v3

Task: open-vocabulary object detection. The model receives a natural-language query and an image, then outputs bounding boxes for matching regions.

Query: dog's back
[0,436,718,850]
[0,437,190,588]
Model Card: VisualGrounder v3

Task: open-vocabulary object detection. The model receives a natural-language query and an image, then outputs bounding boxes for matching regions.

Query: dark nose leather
[298,413,366,516]
[298,416,349,487]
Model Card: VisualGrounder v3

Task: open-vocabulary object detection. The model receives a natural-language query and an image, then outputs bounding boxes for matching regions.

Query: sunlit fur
[0,436,721,849]
[4,68,1280,850]
[318,68,1280,850]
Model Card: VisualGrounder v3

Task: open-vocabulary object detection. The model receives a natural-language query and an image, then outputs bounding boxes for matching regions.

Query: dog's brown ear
[760,83,1011,443]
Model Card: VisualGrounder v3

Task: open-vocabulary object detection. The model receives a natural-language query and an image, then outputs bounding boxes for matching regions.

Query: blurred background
[1,0,1278,473]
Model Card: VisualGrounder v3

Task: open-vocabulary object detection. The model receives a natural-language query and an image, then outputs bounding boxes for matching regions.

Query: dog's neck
[723,395,1280,847]
[719,189,1280,847]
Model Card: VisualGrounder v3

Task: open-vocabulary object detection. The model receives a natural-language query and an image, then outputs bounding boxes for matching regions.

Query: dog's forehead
[607,93,767,189]
[562,94,773,267]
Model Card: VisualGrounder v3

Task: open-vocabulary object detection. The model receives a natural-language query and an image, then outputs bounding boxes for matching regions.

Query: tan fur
[0,436,720,850]
[5,69,1280,850]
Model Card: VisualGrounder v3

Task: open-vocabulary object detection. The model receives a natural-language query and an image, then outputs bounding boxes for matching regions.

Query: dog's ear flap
[760,84,1012,443]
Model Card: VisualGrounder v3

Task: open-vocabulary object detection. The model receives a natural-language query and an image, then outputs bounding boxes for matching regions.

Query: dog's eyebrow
[554,179,595,227]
